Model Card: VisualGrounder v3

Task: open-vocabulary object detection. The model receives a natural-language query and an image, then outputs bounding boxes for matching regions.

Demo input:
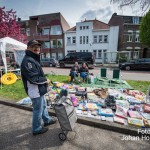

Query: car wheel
[49,63,52,67]
[60,63,65,68]
[125,66,130,71]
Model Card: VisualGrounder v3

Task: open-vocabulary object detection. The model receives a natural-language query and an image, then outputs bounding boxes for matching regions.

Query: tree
[139,11,150,47]
[111,0,150,13]
[0,7,27,43]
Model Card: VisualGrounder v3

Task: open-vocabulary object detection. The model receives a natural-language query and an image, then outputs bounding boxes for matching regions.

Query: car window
[138,59,145,62]
[145,59,150,62]
[65,53,72,59]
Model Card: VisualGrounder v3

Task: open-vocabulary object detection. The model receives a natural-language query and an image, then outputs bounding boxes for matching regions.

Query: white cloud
[79,0,144,24]
[80,7,113,23]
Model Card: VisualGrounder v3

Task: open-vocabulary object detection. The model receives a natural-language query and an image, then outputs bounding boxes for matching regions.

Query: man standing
[21,40,56,135]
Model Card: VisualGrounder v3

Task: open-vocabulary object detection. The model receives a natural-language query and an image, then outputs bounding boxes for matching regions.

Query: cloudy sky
[0,0,142,27]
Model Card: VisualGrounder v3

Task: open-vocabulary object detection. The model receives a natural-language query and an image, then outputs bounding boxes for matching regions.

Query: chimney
[113,13,117,16]
[18,17,21,21]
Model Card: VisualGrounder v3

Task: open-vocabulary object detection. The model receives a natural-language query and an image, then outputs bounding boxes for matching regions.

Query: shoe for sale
[33,127,48,136]
[44,117,57,127]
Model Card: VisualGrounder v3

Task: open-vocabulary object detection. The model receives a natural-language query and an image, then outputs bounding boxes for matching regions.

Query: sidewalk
[0,104,150,150]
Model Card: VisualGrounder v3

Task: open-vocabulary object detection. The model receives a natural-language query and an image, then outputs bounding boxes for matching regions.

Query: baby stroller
[47,83,77,141]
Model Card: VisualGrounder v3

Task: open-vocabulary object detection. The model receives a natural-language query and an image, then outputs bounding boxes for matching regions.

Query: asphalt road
[0,104,150,150]
[43,67,150,81]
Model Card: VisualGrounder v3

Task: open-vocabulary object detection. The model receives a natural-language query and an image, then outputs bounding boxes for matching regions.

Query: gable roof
[67,19,109,31]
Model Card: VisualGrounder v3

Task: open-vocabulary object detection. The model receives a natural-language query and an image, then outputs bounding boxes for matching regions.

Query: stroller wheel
[59,132,66,141]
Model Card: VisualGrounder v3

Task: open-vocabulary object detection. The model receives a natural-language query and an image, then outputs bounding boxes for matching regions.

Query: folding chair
[109,69,123,87]
[112,69,120,80]
[95,68,108,86]
[100,68,107,79]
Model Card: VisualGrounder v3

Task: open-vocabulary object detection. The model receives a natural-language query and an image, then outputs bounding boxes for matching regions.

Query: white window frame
[72,36,76,44]
[93,36,97,43]
[104,35,108,43]
[67,37,71,44]
[80,36,82,44]
[98,50,102,58]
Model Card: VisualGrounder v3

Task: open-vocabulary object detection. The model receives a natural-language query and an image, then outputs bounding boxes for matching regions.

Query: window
[103,50,107,58]
[127,30,133,42]
[135,31,140,42]
[72,37,76,44]
[93,50,97,58]
[50,25,62,35]
[99,35,102,42]
[26,21,29,26]
[52,53,56,59]
[83,50,85,52]
[51,40,57,48]
[80,50,82,52]
[98,50,102,58]
[132,17,139,24]
[80,36,82,44]
[80,26,82,30]
[57,39,63,48]
[83,26,85,30]
[58,52,63,60]
[67,37,71,44]
[86,50,88,52]
[93,36,97,43]
[26,28,30,36]
[127,34,132,42]
[43,41,50,48]
[83,36,85,44]
[46,53,50,58]
[135,34,139,42]
[42,28,50,35]
[86,36,89,44]
[133,50,139,59]
[104,35,108,42]
[86,26,89,29]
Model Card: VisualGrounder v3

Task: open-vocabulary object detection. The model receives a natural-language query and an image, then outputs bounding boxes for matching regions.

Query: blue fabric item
[31,95,52,133]
[70,71,77,81]
[80,72,88,80]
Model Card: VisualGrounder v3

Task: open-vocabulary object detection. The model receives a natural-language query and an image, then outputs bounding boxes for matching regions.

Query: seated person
[80,63,89,81]
[69,62,80,82]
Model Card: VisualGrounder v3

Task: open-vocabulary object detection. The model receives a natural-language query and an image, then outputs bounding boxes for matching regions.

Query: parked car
[40,58,58,67]
[59,52,95,68]
[119,58,150,71]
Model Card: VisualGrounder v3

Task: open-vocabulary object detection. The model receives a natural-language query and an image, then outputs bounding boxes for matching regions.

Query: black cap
[27,40,41,47]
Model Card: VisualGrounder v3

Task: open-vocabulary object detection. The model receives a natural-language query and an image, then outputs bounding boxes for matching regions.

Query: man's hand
[47,79,51,84]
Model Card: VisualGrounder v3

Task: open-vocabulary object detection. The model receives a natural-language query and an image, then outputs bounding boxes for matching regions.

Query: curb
[0,99,145,137]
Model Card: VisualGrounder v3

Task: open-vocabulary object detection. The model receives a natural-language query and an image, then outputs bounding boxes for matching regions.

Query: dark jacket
[80,67,89,73]
[21,50,48,98]
[70,66,80,73]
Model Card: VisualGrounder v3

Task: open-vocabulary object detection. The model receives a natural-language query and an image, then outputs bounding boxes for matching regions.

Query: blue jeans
[31,95,52,133]
[80,72,88,80]
[70,71,77,81]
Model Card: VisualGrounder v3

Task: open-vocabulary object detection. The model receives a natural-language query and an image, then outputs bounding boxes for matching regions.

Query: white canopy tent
[0,37,27,72]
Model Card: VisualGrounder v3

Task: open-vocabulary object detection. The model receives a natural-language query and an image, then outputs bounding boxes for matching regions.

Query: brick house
[109,13,150,59]
[18,12,70,60]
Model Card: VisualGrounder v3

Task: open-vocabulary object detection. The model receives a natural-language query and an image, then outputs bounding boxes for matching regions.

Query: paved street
[43,67,150,81]
[0,104,150,150]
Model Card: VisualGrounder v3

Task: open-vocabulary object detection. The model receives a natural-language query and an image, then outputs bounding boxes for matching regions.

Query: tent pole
[0,69,2,89]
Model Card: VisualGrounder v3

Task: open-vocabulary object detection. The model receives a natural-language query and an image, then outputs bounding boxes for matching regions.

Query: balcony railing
[32,33,50,40]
